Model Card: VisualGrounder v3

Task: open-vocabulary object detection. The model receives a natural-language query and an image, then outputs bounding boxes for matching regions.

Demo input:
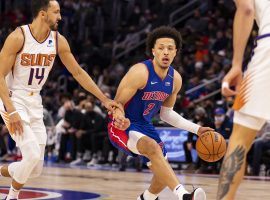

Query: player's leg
[129,131,206,200]
[217,111,266,200]
[28,117,47,178]
[0,122,41,200]
[138,174,165,200]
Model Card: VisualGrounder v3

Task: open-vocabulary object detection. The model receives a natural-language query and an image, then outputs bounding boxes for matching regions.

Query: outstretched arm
[222,0,255,96]
[57,34,120,113]
[161,70,213,135]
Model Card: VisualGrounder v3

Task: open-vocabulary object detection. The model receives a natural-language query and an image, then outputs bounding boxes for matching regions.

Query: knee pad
[8,141,41,184]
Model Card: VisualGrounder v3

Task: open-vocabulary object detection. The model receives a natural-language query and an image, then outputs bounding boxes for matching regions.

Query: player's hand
[112,107,130,130]
[114,117,130,130]
[102,98,124,114]
[197,127,214,136]
[9,112,23,135]
[222,66,243,97]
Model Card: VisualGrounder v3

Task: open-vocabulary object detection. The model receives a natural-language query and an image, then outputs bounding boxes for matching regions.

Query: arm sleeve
[160,106,200,134]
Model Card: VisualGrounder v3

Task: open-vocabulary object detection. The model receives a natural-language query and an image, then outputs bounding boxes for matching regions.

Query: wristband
[8,110,18,117]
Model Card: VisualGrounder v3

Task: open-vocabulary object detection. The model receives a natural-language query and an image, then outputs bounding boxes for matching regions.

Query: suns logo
[20,53,56,67]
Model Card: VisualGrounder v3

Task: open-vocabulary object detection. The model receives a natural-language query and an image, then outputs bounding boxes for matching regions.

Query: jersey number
[28,68,45,85]
[143,103,155,115]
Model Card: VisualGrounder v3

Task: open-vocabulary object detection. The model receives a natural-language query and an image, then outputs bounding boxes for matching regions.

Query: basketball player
[0,1,122,199]
[217,0,270,199]
[109,26,213,200]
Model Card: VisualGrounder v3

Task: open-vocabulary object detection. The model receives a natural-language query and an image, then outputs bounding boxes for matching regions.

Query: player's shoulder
[128,62,149,78]
[124,62,148,87]
[2,27,24,53]
[8,27,25,42]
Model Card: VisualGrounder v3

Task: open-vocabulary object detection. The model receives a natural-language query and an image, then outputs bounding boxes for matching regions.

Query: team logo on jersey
[47,39,54,47]
[142,91,169,101]
[20,53,56,67]
[165,82,170,86]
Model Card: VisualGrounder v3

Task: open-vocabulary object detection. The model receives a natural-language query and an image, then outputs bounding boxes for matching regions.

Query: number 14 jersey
[6,25,57,92]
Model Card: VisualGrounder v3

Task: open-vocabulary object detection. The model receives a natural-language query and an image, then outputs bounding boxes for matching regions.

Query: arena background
[1,1,270,200]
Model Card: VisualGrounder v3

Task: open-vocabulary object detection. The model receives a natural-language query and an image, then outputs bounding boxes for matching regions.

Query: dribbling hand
[197,127,214,136]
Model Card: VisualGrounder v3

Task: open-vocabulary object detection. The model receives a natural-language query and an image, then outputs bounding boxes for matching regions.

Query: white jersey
[6,25,57,92]
[254,0,270,35]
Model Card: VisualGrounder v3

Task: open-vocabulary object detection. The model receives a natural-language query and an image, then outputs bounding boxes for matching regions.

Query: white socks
[143,190,158,200]
[173,184,189,199]
[6,185,20,200]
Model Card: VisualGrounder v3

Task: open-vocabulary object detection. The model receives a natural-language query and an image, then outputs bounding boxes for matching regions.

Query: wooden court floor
[1,165,270,200]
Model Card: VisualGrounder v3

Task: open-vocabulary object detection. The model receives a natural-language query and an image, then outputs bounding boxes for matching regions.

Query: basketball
[196,131,227,162]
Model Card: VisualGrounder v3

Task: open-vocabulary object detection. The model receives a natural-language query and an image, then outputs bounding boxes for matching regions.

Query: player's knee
[23,142,41,164]
[29,149,41,164]
[30,161,44,178]
[141,139,162,158]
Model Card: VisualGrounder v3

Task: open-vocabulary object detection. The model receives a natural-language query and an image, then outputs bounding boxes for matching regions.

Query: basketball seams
[196,131,227,162]
[199,136,211,154]
[216,137,223,159]
[209,132,215,159]
[198,134,211,161]
[196,150,226,156]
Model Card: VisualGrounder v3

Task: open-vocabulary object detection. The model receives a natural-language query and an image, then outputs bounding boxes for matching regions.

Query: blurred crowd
[0,0,270,176]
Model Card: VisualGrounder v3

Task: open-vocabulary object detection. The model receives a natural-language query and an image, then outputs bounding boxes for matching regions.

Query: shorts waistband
[256,33,270,41]
[9,90,40,97]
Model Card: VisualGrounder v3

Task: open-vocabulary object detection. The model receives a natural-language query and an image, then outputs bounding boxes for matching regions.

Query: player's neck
[30,20,50,43]
[152,59,169,80]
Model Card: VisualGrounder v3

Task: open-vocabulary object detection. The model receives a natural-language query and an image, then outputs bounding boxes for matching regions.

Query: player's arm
[160,70,213,135]
[0,28,24,134]
[57,34,121,113]
[222,0,255,96]
[112,63,148,129]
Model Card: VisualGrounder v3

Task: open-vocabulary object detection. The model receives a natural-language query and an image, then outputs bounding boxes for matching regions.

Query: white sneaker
[83,151,91,161]
[87,157,98,167]
[182,188,206,200]
[70,158,83,166]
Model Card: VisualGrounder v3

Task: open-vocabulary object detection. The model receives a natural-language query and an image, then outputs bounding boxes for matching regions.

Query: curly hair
[146,26,182,57]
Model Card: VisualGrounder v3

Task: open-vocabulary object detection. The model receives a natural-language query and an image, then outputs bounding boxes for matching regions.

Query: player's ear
[40,10,46,18]
[152,50,155,57]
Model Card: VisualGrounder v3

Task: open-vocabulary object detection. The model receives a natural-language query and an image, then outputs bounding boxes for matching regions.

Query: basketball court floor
[0,163,269,200]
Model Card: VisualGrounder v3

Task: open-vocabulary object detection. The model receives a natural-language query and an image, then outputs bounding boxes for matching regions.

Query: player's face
[152,38,177,69]
[44,1,61,31]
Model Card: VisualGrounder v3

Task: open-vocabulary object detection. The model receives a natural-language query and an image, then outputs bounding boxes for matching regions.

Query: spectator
[214,107,232,140]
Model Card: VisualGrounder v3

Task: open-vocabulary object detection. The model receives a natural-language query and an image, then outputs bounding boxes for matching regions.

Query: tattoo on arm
[217,146,245,200]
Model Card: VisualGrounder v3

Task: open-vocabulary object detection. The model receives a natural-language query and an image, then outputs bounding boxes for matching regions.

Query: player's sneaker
[137,193,159,200]
[182,188,206,200]
[70,158,84,166]
[4,197,18,200]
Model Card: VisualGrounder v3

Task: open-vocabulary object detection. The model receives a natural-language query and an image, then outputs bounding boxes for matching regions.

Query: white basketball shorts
[233,37,270,130]
[0,90,47,147]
